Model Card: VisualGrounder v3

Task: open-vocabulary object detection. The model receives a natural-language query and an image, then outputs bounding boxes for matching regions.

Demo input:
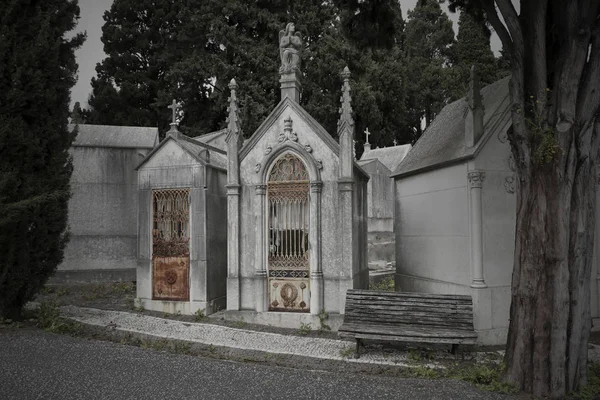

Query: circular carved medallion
[299,282,306,290]
[280,283,298,307]
[165,270,177,285]
[300,301,306,308]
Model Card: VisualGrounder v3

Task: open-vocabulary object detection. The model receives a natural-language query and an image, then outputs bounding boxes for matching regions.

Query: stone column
[337,178,354,314]
[226,184,241,310]
[468,170,486,288]
[309,181,323,314]
[254,184,268,312]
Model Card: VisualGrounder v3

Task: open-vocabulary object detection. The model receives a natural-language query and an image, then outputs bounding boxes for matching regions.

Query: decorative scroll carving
[508,154,516,171]
[255,163,261,173]
[504,175,516,194]
[304,144,312,153]
[467,171,485,189]
[265,145,272,155]
[498,129,508,143]
[278,116,298,143]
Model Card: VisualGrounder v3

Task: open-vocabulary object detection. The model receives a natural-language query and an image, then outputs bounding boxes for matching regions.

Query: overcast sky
[69,0,502,108]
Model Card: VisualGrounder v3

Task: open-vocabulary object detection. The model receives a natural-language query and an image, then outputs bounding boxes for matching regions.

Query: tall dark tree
[449,0,600,397]
[404,0,455,134]
[87,0,190,134]
[0,0,85,319]
[446,11,503,100]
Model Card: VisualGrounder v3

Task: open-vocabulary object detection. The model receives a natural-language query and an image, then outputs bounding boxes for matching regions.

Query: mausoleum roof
[69,124,159,149]
[136,132,227,171]
[360,144,412,172]
[392,76,511,179]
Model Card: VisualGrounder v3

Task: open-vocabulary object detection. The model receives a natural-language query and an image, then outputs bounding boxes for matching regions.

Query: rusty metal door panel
[152,257,190,301]
[152,189,191,302]
[267,154,310,312]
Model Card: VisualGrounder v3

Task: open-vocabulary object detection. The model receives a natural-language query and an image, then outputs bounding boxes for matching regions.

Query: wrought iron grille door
[267,154,310,312]
[152,188,191,301]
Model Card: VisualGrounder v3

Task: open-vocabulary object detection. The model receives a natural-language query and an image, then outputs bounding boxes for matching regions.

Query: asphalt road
[0,330,513,400]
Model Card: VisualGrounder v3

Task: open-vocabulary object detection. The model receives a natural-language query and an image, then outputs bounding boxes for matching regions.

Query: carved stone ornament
[498,129,508,143]
[279,23,303,74]
[508,154,516,172]
[278,116,298,142]
[504,175,516,194]
[304,144,312,153]
[467,171,485,188]
[265,145,272,155]
[255,163,261,173]
[316,160,323,170]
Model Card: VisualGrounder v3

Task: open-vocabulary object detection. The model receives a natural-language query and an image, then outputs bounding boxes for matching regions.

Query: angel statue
[279,22,303,74]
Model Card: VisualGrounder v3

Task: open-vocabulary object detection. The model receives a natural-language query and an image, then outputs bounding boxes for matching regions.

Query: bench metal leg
[450,344,458,355]
[354,339,363,359]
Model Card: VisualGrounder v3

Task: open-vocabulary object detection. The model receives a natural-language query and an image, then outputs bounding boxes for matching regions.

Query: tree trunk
[504,120,600,397]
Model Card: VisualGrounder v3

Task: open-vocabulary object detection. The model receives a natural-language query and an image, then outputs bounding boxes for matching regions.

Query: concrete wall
[394,163,471,294]
[361,160,394,232]
[56,146,149,282]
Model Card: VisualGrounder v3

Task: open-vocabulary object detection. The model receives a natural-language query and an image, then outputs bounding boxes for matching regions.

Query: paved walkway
[60,305,437,368]
[60,305,600,368]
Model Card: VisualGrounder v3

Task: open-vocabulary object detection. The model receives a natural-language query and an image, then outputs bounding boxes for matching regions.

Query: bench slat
[346,295,473,306]
[339,322,478,339]
[348,289,472,301]
[339,332,477,345]
[345,314,474,329]
[346,303,473,314]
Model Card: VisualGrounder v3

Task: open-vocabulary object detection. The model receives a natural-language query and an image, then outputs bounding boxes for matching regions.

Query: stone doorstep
[58,305,460,369]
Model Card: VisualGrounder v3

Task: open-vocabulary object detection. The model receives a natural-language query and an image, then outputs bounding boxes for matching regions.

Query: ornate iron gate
[267,154,310,312]
[152,188,191,301]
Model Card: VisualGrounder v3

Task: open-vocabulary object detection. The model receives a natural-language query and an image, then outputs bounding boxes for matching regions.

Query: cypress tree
[0,0,85,319]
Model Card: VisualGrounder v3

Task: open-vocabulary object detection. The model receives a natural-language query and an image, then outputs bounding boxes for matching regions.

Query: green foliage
[572,363,600,400]
[318,309,331,331]
[403,0,456,131]
[194,308,206,322]
[35,301,81,335]
[370,276,395,291]
[451,363,517,394]
[523,94,561,165]
[298,322,312,336]
[339,346,355,358]
[446,12,505,101]
[134,298,145,313]
[409,365,440,379]
[0,0,85,320]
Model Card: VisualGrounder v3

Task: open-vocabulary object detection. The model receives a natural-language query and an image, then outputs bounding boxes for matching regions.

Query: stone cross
[167,99,181,125]
[364,128,371,144]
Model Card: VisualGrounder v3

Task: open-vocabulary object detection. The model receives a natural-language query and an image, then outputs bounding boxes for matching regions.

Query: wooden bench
[338,289,478,358]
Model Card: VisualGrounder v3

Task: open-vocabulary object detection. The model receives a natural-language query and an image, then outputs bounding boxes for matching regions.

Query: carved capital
[226,184,241,196]
[310,181,323,193]
[255,184,267,195]
[467,171,485,189]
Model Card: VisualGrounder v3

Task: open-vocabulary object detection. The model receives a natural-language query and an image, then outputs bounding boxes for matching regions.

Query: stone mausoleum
[223,23,369,328]
[135,110,228,315]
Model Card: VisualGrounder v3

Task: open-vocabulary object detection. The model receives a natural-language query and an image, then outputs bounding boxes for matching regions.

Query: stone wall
[54,146,150,282]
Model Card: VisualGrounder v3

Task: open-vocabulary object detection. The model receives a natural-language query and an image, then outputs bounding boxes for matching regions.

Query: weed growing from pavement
[111,282,135,295]
[298,322,312,336]
[409,365,440,379]
[35,301,81,335]
[233,318,247,328]
[449,363,516,394]
[370,275,395,291]
[172,341,192,355]
[318,309,331,332]
[194,309,206,322]
[339,346,354,358]
[134,298,145,313]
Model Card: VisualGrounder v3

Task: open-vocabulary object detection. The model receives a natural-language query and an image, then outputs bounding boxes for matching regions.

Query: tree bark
[474,1,600,397]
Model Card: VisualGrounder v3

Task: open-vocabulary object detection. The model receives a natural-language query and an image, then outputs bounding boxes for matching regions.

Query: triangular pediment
[239,97,340,162]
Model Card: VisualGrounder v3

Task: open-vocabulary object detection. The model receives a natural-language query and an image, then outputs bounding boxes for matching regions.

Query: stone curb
[59,305,446,370]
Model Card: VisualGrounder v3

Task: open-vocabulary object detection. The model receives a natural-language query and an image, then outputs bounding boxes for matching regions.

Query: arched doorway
[267,153,310,312]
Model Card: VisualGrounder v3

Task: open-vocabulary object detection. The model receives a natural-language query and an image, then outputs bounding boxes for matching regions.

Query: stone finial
[337,66,354,134]
[279,22,303,74]
[364,127,371,144]
[393,139,398,146]
[226,79,242,140]
[465,65,484,147]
